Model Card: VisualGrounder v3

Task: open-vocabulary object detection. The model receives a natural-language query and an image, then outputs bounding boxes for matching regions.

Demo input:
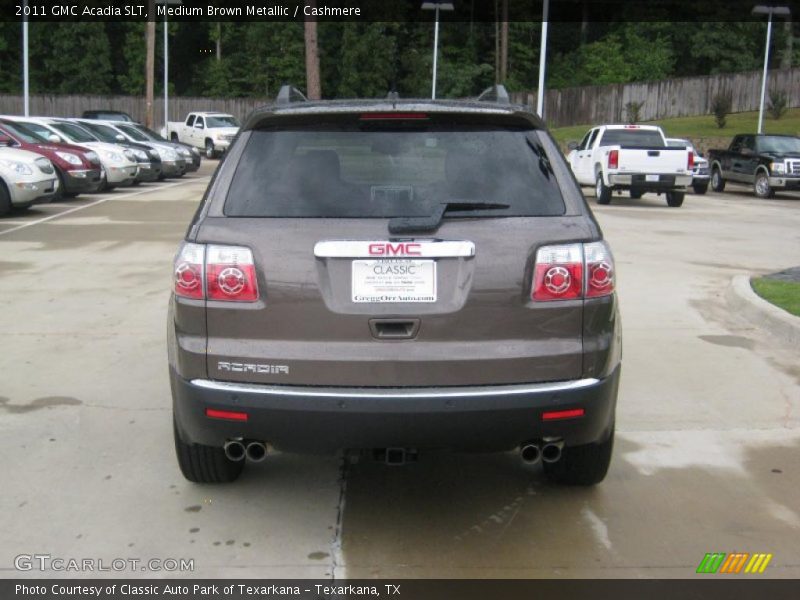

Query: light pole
[537,0,549,118]
[421,2,454,99]
[752,5,790,134]
[157,0,182,133]
[22,0,29,116]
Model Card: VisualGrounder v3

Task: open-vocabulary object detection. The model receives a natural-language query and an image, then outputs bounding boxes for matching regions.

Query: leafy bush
[624,101,644,124]
[711,92,732,129]
[768,89,788,120]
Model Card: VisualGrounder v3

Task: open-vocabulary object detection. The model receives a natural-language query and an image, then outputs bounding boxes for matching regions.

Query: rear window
[599,129,665,147]
[224,121,565,218]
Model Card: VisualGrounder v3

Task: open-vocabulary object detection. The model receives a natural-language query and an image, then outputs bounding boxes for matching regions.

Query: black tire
[692,182,708,195]
[595,173,612,205]
[753,170,774,199]
[543,426,614,486]
[666,191,684,207]
[710,167,725,192]
[0,180,11,216]
[173,419,244,483]
[629,189,643,199]
[205,139,216,159]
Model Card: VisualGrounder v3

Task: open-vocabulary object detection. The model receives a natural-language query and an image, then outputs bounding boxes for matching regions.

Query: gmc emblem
[368,242,422,256]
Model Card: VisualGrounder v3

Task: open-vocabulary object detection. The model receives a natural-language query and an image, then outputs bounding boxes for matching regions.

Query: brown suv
[168,86,621,486]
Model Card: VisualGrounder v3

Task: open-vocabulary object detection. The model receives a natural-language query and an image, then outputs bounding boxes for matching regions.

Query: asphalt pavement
[1,164,798,579]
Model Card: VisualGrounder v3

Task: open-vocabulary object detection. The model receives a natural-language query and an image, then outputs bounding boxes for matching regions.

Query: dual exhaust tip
[224,440,267,463]
[520,441,563,465]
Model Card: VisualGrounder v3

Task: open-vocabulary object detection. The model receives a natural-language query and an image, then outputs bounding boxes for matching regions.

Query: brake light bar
[532,241,615,302]
[542,408,585,421]
[205,408,248,421]
[359,113,428,120]
[173,243,259,302]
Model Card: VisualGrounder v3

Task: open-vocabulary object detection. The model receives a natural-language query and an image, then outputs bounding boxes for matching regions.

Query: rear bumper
[608,173,691,190]
[171,366,620,454]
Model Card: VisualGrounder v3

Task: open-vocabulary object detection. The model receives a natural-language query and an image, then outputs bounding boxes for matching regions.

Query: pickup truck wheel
[754,172,774,199]
[711,167,725,192]
[0,181,11,216]
[629,189,643,199]
[543,426,614,486]
[205,139,216,159]
[173,419,244,483]
[595,174,612,205]
[666,191,684,207]
[692,182,709,195]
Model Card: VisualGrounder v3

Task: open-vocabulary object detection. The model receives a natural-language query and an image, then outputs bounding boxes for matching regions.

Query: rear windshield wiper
[388,201,511,234]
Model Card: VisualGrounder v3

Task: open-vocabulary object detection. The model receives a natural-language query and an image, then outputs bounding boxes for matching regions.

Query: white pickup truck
[566,124,693,207]
[161,112,240,159]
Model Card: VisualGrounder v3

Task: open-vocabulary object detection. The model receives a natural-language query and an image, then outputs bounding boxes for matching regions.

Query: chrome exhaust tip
[520,443,542,464]
[542,442,564,463]
[223,440,246,462]
[245,441,267,463]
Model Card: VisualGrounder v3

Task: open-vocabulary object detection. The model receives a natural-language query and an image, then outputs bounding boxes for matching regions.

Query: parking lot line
[0,177,208,238]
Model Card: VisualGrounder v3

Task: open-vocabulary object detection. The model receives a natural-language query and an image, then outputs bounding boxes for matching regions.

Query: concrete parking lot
[1,163,798,579]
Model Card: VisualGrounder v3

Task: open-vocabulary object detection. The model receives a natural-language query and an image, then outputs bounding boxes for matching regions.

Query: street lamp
[22,0,29,116]
[157,0,182,133]
[536,0,550,118]
[421,2,454,99]
[752,5,791,134]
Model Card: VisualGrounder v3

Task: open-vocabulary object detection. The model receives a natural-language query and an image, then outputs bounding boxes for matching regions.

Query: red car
[0,120,103,197]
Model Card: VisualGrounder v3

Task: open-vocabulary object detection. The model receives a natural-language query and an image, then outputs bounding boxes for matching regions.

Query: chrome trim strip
[314,240,475,259]
[189,377,599,399]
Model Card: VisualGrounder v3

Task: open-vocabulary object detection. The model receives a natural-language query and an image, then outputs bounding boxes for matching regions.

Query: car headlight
[0,159,33,175]
[123,149,137,161]
[102,151,123,163]
[84,151,99,162]
[55,151,83,166]
[178,147,191,157]
[133,149,148,161]
[157,147,178,161]
[770,162,785,174]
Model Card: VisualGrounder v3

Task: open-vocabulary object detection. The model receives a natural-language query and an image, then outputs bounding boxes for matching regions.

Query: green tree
[37,23,113,94]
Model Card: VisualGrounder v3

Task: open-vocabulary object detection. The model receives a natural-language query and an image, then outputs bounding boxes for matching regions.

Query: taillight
[532,241,615,302]
[532,244,583,301]
[174,243,205,300]
[173,243,259,302]
[608,149,619,170]
[688,151,694,170]
[207,245,259,302]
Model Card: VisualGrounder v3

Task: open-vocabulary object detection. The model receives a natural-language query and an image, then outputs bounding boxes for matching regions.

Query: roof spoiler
[276,85,308,105]
[477,85,510,105]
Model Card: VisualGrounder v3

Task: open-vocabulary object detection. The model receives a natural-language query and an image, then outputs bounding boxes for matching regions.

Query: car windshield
[225,123,566,218]
[131,124,166,142]
[116,125,150,142]
[599,129,665,147]
[206,116,239,128]
[51,122,97,143]
[1,121,46,144]
[80,122,123,143]
[757,136,800,153]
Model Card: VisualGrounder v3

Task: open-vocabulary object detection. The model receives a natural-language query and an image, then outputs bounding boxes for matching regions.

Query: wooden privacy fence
[1,67,799,128]
[511,67,800,128]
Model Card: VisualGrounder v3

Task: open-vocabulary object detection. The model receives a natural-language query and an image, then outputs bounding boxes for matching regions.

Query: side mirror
[48,134,62,143]
[567,141,579,151]
[0,134,12,146]
[115,134,125,142]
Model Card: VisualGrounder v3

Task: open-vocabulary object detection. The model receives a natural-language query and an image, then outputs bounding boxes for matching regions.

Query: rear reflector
[688,151,694,170]
[205,408,248,422]
[608,149,619,170]
[359,113,428,120]
[542,408,585,421]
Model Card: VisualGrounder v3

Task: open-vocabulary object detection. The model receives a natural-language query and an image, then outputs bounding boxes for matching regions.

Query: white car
[0,146,59,215]
[5,117,139,190]
[161,112,239,158]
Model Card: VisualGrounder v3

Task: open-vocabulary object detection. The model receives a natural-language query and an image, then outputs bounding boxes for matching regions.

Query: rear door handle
[369,319,420,340]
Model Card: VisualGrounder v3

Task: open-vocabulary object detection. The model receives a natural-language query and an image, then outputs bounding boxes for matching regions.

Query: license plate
[645,174,660,182]
[352,260,436,303]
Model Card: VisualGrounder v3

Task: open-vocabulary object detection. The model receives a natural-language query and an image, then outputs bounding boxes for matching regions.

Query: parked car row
[0,113,202,216]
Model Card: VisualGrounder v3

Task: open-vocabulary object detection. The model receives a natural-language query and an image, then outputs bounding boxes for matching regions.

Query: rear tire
[692,182,708,195]
[544,426,614,486]
[754,171,774,199]
[666,191,684,207]
[711,167,725,192]
[595,174,612,205]
[173,419,244,483]
[205,139,216,159]
[629,189,643,199]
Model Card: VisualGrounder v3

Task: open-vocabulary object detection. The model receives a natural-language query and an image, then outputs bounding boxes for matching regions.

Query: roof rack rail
[477,84,510,104]
[276,85,308,105]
